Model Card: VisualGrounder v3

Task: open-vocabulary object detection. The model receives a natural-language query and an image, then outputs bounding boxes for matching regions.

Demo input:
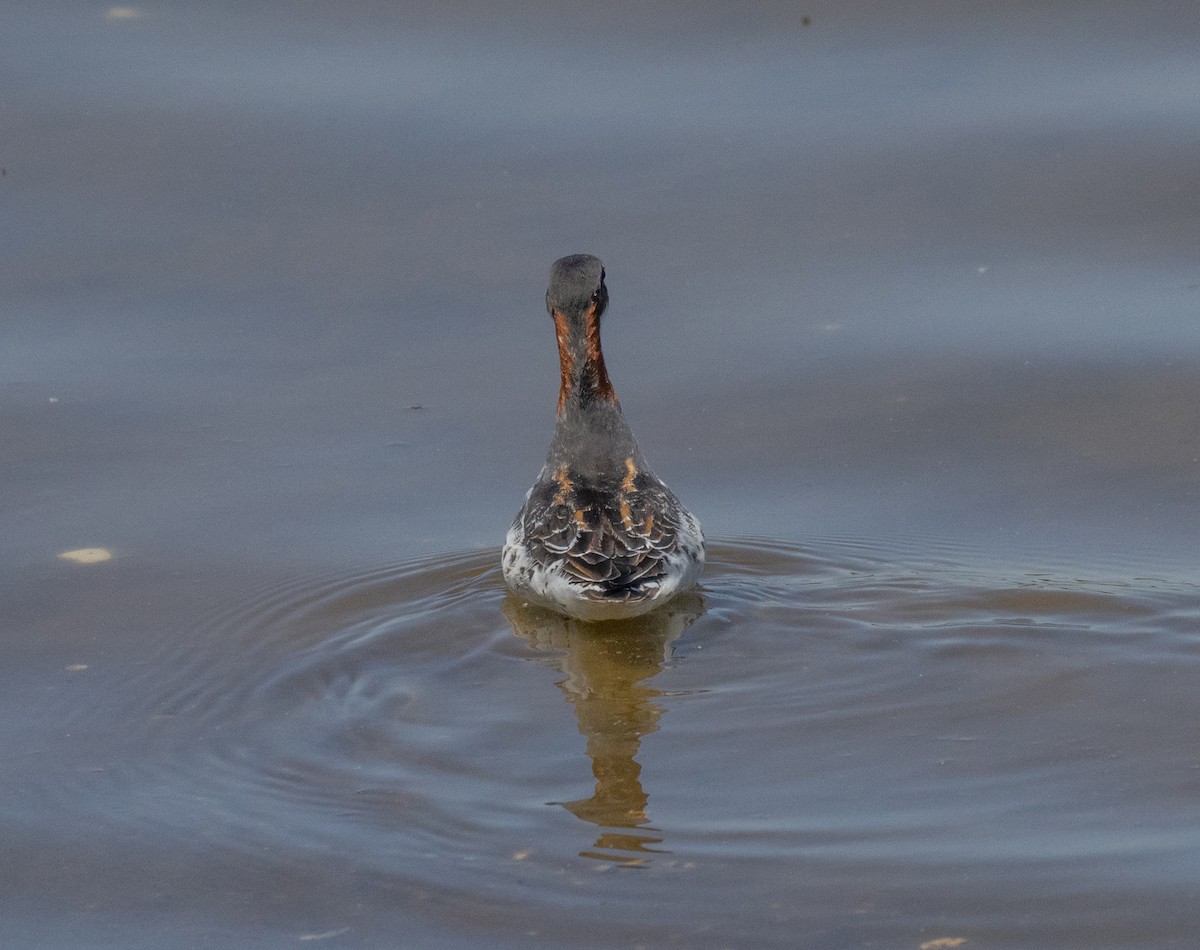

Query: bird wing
[516,470,684,593]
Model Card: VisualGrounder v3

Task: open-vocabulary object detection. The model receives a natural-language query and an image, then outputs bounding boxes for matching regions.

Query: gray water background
[3,2,1200,948]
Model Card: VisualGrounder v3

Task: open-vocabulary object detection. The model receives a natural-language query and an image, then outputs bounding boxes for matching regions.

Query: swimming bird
[502,254,704,621]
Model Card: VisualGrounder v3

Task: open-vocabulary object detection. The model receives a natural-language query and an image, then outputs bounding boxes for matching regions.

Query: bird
[502,254,704,621]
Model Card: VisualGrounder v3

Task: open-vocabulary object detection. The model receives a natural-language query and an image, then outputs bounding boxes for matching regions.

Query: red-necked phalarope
[502,254,704,621]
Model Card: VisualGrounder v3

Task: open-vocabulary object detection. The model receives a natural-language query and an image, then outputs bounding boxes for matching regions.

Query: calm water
[4,2,1200,948]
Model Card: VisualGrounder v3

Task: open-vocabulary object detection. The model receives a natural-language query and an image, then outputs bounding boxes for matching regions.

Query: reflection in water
[14,541,1200,947]
[503,593,705,864]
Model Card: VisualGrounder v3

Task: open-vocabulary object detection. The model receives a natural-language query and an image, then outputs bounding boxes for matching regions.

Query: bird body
[503,255,704,621]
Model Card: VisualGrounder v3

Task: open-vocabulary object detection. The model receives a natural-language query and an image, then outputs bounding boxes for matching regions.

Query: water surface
[8,541,1199,948]
[3,1,1199,947]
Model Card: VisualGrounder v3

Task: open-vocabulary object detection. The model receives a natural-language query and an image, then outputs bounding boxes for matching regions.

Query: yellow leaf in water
[58,548,113,564]
[920,939,967,950]
[105,7,142,19]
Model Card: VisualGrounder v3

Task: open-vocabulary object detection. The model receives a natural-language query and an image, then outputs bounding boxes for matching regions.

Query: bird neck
[553,306,617,414]
[547,396,640,475]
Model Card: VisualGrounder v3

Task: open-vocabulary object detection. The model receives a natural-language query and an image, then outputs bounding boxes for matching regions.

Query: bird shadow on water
[501,591,706,866]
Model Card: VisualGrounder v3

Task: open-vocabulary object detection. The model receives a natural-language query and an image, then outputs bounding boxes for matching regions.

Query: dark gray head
[546,254,608,318]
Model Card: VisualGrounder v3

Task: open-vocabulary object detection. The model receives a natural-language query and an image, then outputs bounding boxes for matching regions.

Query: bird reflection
[502,592,705,864]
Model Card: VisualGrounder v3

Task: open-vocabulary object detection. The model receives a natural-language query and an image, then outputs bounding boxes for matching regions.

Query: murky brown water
[4,1,1200,947]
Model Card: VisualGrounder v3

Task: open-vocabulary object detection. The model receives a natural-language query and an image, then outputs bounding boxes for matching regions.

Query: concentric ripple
[30,538,1200,946]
